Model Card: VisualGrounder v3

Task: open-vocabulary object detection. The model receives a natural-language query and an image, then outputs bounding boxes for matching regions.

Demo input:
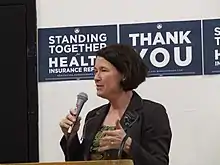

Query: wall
[36,0,220,165]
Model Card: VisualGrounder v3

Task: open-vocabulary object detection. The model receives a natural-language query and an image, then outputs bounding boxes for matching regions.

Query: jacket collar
[124,90,143,112]
[119,91,143,130]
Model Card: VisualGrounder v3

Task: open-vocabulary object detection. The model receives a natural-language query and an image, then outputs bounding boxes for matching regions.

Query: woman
[59,44,172,165]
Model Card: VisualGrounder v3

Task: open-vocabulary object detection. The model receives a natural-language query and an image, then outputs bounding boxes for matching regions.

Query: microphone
[66,92,88,161]
[117,111,139,159]
[67,92,88,134]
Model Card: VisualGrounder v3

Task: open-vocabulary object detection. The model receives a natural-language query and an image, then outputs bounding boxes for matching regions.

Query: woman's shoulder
[140,99,171,131]
[133,91,167,115]
[85,103,109,119]
[141,99,167,115]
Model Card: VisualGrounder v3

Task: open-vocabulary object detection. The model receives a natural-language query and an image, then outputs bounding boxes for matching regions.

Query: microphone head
[75,92,88,114]
[77,92,88,102]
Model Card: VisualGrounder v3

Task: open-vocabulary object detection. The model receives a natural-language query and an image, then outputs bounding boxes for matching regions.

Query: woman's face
[94,56,123,99]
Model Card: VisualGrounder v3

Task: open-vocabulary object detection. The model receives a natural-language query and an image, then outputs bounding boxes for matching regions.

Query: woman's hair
[95,44,149,91]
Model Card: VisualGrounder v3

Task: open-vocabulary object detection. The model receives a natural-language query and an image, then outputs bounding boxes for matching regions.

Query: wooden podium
[1,160,133,165]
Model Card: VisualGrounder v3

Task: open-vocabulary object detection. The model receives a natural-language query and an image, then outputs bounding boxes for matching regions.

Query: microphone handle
[66,111,100,161]
[117,111,139,159]
[67,110,80,134]
[66,105,81,161]
[117,134,129,159]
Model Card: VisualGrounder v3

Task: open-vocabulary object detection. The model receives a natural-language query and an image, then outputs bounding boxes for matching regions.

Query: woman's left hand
[98,120,132,153]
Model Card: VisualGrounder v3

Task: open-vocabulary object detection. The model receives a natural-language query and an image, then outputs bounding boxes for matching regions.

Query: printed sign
[38,25,117,82]
[203,19,220,74]
[119,20,203,76]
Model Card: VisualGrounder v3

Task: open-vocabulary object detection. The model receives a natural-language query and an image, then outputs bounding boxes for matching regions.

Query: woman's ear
[120,76,126,90]
[122,75,126,82]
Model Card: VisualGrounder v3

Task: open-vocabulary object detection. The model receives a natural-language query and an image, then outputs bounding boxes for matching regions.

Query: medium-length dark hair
[95,44,149,91]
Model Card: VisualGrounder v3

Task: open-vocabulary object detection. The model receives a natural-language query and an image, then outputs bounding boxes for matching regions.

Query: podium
[1,160,133,165]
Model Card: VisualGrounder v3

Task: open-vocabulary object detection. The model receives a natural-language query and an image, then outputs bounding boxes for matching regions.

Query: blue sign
[119,20,203,76]
[38,25,117,82]
[203,19,220,74]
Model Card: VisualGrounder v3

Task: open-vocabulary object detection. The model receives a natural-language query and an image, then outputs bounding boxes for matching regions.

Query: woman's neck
[109,90,133,111]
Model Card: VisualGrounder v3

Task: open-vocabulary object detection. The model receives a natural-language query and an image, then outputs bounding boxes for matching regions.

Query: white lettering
[49,56,96,68]
[174,47,192,66]
[49,43,106,54]
[55,36,62,44]
[166,31,178,44]
[152,33,165,45]
[129,31,191,46]
[214,27,220,36]
[88,56,96,66]
[49,36,55,44]
[78,35,86,43]
[139,48,148,59]
[83,67,94,72]
[215,61,220,66]
[69,57,79,67]
[62,35,69,44]
[48,67,82,74]
[55,45,64,54]
[84,43,93,52]
[214,37,220,45]
[49,57,58,67]
[49,45,55,54]
[48,33,107,45]
[100,43,107,49]
[150,48,170,68]
[140,33,152,46]
[60,57,68,67]
[215,49,220,60]
[81,56,88,66]
[129,33,140,46]
[179,31,191,44]
[99,33,107,42]
[140,46,192,67]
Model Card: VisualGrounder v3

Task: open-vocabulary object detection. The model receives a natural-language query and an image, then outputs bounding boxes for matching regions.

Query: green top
[89,125,116,160]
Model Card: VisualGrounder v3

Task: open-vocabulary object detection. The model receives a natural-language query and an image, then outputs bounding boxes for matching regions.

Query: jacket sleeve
[60,133,84,161]
[129,104,172,165]
[60,110,94,161]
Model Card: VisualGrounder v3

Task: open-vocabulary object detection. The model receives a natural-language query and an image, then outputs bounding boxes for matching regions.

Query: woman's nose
[94,72,101,81]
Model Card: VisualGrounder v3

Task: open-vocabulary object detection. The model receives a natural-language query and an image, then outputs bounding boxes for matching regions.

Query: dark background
[0,0,38,163]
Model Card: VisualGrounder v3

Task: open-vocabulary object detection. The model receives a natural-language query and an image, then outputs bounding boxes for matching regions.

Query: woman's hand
[59,108,81,138]
[98,120,132,154]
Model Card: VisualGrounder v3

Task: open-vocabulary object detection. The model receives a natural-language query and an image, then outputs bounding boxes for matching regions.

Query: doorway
[0,0,38,163]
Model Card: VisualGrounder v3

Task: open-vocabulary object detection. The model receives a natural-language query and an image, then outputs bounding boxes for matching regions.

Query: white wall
[36,0,220,165]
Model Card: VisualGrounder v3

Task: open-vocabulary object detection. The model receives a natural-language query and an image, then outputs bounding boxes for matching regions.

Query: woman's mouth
[96,85,104,89]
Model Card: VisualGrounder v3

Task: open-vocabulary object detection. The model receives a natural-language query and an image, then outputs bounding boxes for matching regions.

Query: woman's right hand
[59,108,81,138]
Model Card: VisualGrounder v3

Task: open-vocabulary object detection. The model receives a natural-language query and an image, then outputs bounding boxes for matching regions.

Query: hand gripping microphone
[67,92,88,134]
[66,92,88,161]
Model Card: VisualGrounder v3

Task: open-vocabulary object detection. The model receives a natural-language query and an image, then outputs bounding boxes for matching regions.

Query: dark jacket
[60,91,172,165]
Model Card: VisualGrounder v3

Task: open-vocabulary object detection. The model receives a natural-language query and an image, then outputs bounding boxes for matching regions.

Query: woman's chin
[96,91,103,97]
[96,91,106,98]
